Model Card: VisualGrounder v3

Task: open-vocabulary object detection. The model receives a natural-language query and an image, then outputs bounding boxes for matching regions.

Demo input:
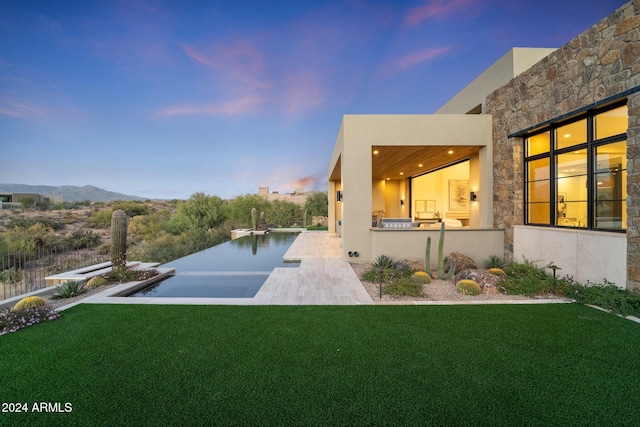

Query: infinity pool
[127,232,299,298]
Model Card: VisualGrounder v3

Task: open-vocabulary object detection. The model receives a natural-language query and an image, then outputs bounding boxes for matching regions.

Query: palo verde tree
[304,191,328,218]
[171,193,225,231]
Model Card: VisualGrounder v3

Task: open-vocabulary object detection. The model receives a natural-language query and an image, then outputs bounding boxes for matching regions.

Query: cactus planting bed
[1,304,638,425]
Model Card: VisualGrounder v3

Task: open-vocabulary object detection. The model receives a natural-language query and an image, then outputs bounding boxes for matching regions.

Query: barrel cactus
[413,271,432,284]
[487,267,507,278]
[87,276,108,289]
[111,210,128,268]
[456,279,481,295]
[14,296,47,311]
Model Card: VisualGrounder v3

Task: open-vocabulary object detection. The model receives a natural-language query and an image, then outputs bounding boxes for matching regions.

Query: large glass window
[524,103,627,231]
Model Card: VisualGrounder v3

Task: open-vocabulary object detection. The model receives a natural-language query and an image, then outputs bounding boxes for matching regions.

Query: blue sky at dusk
[0,0,625,200]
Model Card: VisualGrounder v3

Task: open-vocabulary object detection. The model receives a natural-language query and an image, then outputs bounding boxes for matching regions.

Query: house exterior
[328,0,639,290]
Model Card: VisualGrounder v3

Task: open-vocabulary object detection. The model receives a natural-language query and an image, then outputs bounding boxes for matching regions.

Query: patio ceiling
[371,145,480,180]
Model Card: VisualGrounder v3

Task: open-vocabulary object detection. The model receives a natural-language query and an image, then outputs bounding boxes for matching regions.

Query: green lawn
[1,304,639,426]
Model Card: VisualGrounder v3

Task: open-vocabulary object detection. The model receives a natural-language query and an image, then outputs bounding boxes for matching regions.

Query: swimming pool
[126,232,299,298]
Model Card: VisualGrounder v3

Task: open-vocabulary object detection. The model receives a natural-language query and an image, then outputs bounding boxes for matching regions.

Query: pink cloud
[404,0,474,27]
[280,70,324,114]
[0,96,50,119]
[382,46,451,76]
[182,42,271,91]
[156,93,264,117]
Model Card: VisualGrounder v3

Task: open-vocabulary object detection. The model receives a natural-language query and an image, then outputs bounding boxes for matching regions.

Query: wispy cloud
[0,95,50,118]
[156,93,264,117]
[381,46,451,76]
[182,41,271,91]
[404,0,475,27]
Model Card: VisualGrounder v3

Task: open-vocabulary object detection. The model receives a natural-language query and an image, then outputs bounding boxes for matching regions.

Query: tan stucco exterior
[328,114,492,262]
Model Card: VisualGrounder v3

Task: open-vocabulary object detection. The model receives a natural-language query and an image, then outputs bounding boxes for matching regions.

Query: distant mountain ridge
[0,184,146,202]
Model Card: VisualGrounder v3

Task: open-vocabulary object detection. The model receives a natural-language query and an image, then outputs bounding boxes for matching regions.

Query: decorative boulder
[454,269,500,290]
[446,252,477,274]
[394,258,425,272]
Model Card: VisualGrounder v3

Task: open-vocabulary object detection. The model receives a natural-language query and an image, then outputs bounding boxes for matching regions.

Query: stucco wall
[371,228,505,270]
[486,0,640,289]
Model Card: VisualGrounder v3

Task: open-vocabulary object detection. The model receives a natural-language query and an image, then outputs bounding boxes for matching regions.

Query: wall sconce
[470,191,477,202]
[337,191,343,202]
[400,199,404,206]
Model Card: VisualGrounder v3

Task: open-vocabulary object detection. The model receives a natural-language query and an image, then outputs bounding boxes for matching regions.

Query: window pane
[557,151,587,178]
[556,119,587,149]
[528,203,550,224]
[595,201,626,230]
[527,157,549,181]
[527,131,550,156]
[596,140,627,172]
[528,181,550,202]
[556,202,587,227]
[595,105,627,140]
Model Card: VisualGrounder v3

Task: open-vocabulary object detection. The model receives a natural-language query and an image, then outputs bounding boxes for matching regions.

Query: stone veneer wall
[485,0,640,290]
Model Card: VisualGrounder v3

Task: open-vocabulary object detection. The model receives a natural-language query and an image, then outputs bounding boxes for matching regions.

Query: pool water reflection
[127,233,299,298]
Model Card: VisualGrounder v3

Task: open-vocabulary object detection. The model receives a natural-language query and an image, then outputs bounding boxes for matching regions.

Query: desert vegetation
[0,192,329,296]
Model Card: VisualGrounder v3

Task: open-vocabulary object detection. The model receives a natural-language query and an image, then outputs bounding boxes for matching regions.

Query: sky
[0,0,627,200]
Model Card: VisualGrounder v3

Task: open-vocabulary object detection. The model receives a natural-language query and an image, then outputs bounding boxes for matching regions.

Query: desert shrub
[500,258,555,296]
[456,279,481,295]
[0,268,23,284]
[363,265,411,283]
[0,306,60,334]
[65,229,102,249]
[103,267,158,284]
[412,271,432,284]
[565,279,640,317]
[6,217,65,231]
[111,201,150,217]
[86,276,108,289]
[384,279,423,297]
[51,281,86,299]
[372,255,395,269]
[14,296,47,311]
[88,209,113,228]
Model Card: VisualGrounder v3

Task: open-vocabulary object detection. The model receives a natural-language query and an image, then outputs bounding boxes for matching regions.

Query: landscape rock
[394,258,425,272]
[454,269,500,290]
[446,252,477,274]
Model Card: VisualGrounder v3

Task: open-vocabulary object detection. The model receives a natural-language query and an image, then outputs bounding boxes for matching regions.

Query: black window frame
[523,100,627,232]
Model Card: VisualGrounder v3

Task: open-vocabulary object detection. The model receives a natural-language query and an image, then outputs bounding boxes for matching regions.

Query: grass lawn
[1,304,639,426]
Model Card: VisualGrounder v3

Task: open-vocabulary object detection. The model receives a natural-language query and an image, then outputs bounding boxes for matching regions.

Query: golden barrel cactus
[456,279,481,296]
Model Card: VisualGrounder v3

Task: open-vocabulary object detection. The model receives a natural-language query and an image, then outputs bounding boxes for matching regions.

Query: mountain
[0,184,146,202]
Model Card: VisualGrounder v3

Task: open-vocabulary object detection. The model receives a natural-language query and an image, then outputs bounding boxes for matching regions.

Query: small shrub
[86,276,108,289]
[103,267,158,284]
[483,255,505,269]
[0,306,60,334]
[372,255,395,269]
[363,266,411,283]
[567,280,640,317]
[456,279,481,296]
[65,229,102,249]
[385,279,423,297]
[487,268,506,277]
[14,296,47,311]
[0,268,23,285]
[412,271,431,284]
[51,281,86,299]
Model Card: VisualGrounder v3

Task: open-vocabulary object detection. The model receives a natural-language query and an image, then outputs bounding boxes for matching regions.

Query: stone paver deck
[253,232,373,305]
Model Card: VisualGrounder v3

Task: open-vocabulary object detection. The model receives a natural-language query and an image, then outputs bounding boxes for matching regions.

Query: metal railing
[1,247,109,300]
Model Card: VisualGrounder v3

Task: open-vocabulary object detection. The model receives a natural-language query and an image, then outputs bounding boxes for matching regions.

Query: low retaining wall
[370,228,505,270]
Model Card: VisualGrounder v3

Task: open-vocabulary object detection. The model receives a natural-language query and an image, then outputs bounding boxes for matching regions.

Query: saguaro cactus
[425,236,431,274]
[111,210,128,268]
[437,222,456,279]
[251,208,257,230]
